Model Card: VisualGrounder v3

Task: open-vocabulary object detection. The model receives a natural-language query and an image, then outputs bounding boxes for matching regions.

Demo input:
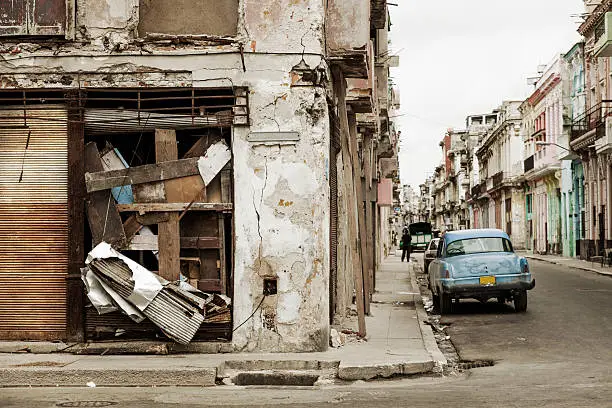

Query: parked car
[408,222,433,251]
[428,229,535,314]
[423,238,440,273]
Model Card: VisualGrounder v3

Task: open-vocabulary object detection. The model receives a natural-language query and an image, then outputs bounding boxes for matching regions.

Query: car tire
[424,261,429,273]
[514,290,527,312]
[440,292,452,314]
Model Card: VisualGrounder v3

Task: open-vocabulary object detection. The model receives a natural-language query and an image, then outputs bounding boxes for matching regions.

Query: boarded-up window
[0,0,66,36]
[138,0,238,37]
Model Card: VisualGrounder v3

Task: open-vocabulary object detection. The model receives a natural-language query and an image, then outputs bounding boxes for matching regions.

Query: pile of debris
[82,243,231,345]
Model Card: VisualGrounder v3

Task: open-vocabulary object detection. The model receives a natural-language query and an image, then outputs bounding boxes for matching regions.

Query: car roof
[443,229,510,244]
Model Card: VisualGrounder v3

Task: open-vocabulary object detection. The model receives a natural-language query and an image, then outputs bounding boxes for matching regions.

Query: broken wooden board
[197,140,231,185]
[123,214,143,241]
[84,142,127,248]
[85,157,200,193]
[100,145,134,204]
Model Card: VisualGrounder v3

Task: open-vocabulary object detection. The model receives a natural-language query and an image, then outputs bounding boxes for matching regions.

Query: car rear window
[446,237,513,257]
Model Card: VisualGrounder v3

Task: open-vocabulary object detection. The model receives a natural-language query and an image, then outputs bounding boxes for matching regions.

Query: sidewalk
[0,254,445,387]
[518,251,612,277]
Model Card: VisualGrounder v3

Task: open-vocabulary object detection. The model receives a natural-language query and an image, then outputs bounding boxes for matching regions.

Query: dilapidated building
[0,1,398,352]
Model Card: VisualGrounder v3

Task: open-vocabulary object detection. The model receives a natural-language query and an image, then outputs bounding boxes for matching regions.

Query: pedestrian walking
[401,227,412,262]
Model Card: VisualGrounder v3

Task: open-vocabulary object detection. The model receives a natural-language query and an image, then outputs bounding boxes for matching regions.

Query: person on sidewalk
[401,227,412,262]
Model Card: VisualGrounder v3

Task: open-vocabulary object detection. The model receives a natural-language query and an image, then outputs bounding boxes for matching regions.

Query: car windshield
[445,237,513,257]
[428,240,439,250]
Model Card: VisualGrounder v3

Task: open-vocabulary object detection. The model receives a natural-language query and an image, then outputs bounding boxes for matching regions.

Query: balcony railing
[571,100,612,142]
[524,154,534,172]
[493,171,504,188]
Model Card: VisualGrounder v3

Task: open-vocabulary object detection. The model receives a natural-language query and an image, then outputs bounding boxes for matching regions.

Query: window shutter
[0,0,28,35]
[30,0,66,35]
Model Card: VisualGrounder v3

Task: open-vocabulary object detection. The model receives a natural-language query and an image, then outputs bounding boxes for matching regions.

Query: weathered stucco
[0,0,331,352]
[326,0,370,53]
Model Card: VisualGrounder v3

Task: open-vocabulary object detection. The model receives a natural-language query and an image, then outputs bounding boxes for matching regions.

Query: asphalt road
[1,256,611,408]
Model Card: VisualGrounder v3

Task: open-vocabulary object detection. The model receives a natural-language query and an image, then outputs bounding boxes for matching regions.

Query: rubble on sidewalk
[82,242,231,345]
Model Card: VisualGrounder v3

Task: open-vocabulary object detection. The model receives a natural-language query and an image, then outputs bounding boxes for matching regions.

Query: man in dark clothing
[401,228,412,262]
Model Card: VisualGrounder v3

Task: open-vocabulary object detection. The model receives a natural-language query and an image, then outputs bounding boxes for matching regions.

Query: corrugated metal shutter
[329,110,341,323]
[0,106,68,340]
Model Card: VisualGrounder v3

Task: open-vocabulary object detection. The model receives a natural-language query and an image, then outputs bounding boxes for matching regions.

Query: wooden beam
[66,98,85,342]
[136,212,170,225]
[126,235,221,250]
[85,157,200,193]
[349,113,371,315]
[218,215,227,295]
[117,202,233,212]
[155,129,181,282]
[84,142,127,248]
[197,279,224,293]
[332,65,366,337]
[363,133,374,296]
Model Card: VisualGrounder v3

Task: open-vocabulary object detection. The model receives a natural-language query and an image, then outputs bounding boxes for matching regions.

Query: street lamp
[534,141,580,160]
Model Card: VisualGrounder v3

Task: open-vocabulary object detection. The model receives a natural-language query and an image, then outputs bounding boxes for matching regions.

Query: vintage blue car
[428,229,535,314]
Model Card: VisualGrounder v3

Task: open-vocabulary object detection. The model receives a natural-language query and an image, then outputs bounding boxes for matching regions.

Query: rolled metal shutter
[329,110,341,323]
[0,106,68,340]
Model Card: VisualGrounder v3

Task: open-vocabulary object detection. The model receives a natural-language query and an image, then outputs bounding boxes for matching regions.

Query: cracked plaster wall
[0,0,331,352]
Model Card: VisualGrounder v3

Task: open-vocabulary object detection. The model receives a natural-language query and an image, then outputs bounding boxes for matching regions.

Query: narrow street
[2,255,611,408]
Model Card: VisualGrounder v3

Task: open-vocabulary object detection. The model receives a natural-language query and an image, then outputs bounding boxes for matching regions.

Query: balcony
[492,171,504,189]
[326,0,371,78]
[471,183,482,198]
[571,100,612,144]
[594,12,612,58]
[524,155,534,172]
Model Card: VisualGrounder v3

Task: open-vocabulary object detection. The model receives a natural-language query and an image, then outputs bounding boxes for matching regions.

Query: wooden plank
[218,215,227,295]
[136,211,170,225]
[197,279,224,293]
[332,65,366,337]
[155,129,181,282]
[183,134,224,159]
[123,214,143,241]
[133,182,166,203]
[85,157,200,193]
[220,169,232,203]
[164,175,206,203]
[197,140,232,185]
[84,142,127,248]
[66,98,85,342]
[126,235,221,251]
[349,113,371,315]
[117,203,233,212]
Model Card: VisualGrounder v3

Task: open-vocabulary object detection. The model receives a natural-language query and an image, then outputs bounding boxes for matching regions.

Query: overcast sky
[389,0,585,190]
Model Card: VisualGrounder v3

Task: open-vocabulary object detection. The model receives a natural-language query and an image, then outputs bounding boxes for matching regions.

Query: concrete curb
[0,367,217,387]
[408,261,447,372]
[337,360,435,381]
[524,255,612,277]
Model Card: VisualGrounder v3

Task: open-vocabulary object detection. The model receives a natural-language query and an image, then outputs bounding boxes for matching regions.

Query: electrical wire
[232,295,266,333]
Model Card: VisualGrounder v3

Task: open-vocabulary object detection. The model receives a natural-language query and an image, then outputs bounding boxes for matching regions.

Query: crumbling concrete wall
[0,0,331,352]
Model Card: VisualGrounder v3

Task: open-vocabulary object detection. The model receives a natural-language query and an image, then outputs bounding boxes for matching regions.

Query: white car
[423,238,440,273]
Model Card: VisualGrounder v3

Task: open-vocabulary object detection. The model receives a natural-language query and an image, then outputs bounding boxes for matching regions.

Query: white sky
[389,0,584,189]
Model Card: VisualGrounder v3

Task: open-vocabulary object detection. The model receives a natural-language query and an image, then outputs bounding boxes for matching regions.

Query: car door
[429,239,444,294]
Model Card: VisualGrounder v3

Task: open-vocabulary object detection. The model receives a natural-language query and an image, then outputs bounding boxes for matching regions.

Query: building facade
[0,0,399,351]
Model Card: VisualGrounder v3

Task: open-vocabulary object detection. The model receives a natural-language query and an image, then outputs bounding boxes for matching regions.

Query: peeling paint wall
[0,0,331,352]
